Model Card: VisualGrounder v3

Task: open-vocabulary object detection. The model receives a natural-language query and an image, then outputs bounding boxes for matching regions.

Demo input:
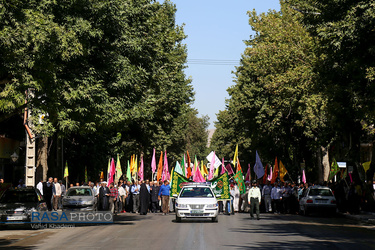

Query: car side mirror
[173,194,178,198]
[216,194,221,198]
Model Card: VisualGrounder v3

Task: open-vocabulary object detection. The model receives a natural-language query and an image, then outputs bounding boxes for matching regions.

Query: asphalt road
[1,213,375,250]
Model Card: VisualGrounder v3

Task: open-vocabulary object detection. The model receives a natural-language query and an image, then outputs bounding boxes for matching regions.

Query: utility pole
[24,89,36,187]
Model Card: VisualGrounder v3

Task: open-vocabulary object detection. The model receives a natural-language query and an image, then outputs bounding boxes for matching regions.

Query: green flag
[170,170,191,197]
[233,169,246,194]
[126,160,131,181]
[64,162,69,178]
[208,172,230,200]
[328,158,340,181]
[85,166,88,183]
[181,154,186,177]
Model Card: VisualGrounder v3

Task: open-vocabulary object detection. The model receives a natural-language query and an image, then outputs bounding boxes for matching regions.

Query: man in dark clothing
[139,181,150,215]
[150,181,160,213]
[43,177,53,211]
[98,182,110,211]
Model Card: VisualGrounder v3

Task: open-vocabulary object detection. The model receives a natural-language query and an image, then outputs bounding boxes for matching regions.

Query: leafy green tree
[211,2,328,180]
[0,0,198,179]
[289,0,375,180]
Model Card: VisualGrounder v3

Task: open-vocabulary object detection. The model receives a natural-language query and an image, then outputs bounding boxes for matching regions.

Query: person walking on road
[43,177,53,211]
[248,180,261,220]
[158,180,171,215]
[131,180,141,213]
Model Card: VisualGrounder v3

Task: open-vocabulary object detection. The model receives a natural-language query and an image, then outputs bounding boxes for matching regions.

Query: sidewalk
[339,211,375,225]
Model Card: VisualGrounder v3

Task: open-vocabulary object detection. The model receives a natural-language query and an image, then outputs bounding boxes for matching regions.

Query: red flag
[220,158,226,175]
[245,163,251,182]
[226,163,234,175]
[263,164,268,183]
[237,157,242,172]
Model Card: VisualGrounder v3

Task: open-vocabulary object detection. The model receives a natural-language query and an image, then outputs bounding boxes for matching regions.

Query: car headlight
[175,202,188,208]
[206,203,218,208]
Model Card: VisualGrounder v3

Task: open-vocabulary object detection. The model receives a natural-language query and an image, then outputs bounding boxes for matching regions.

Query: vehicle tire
[176,215,181,223]
[212,216,218,223]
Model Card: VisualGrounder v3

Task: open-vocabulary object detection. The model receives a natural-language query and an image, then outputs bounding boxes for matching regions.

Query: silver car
[0,187,47,225]
[299,185,336,215]
[62,186,97,211]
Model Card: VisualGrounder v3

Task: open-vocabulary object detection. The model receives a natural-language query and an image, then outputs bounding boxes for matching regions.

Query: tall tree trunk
[36,137,48,181]
[322,146,330,182]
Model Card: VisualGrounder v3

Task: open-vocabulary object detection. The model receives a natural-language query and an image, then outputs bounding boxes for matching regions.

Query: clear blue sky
[171,0,281,129]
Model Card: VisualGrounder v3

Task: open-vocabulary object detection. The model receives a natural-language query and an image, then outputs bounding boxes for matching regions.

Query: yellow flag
[233,144,238,167]
[201,164,208,177]
[279,160,288,182]
[64,162,69,178]
[363,161,371,173]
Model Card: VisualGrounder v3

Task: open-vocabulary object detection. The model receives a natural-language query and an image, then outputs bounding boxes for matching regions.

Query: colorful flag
[187,151,191,174]
[170,171,192,197]
[302,169,306,184]
[254,150,265,179]
[193,155,198,176]
[201,163,208,178]
[157,151,163,181]
[237,157,242,173]
[328,158,340,181]
[279,161,287,182]
[263,164,268,183]
[115,154,123,183]
[267,166,273,181]
[85,166,88,183]
[126,160,131,181]
[226,163,234,175]
[271,157,279,184]
[220,158,226,175]
[64,162,69,178]
[108,158,115,185]
[174,161,183,175]
[208,151,216,180]
[151,148,156,173]
[139,155,144,181]
[245,164,251,182]
[363,161,371,173]
[162,151,170,181]
[233,169,245,194]
[193,164,206,182]
[181,154,186,177]
[233,144,238,167]
[209,172,230,200]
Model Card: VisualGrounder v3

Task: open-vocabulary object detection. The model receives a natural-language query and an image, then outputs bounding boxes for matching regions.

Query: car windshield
[309,189,333,196]
[0,189,38,203]
[180,187,214,198]
[66,188,92,196]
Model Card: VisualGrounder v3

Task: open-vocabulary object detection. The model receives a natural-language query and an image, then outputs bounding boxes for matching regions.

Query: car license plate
[191,210,204,214]
[315,200,327,204]
[7,216,25,221]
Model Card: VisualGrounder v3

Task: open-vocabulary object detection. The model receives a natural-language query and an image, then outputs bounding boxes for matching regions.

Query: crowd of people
[36,177,66,211]
[91,179,172,215]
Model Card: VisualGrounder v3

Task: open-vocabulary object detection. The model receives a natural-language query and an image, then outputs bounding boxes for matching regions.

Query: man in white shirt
[36,179,43,195]
[248,180,261,220]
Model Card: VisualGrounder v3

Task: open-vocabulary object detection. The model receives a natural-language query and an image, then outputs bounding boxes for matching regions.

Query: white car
[174,183,219,222]
[299,185,336,215]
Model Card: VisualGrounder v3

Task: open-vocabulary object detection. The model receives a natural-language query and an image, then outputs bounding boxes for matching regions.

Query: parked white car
[174,183,219,222]
[299,185,336,215]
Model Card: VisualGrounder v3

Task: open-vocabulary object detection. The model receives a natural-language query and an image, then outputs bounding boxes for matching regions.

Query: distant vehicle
[0,187,47,224]
[299,185,336,215]
[62,186,97,211]
[174,183,220,222]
